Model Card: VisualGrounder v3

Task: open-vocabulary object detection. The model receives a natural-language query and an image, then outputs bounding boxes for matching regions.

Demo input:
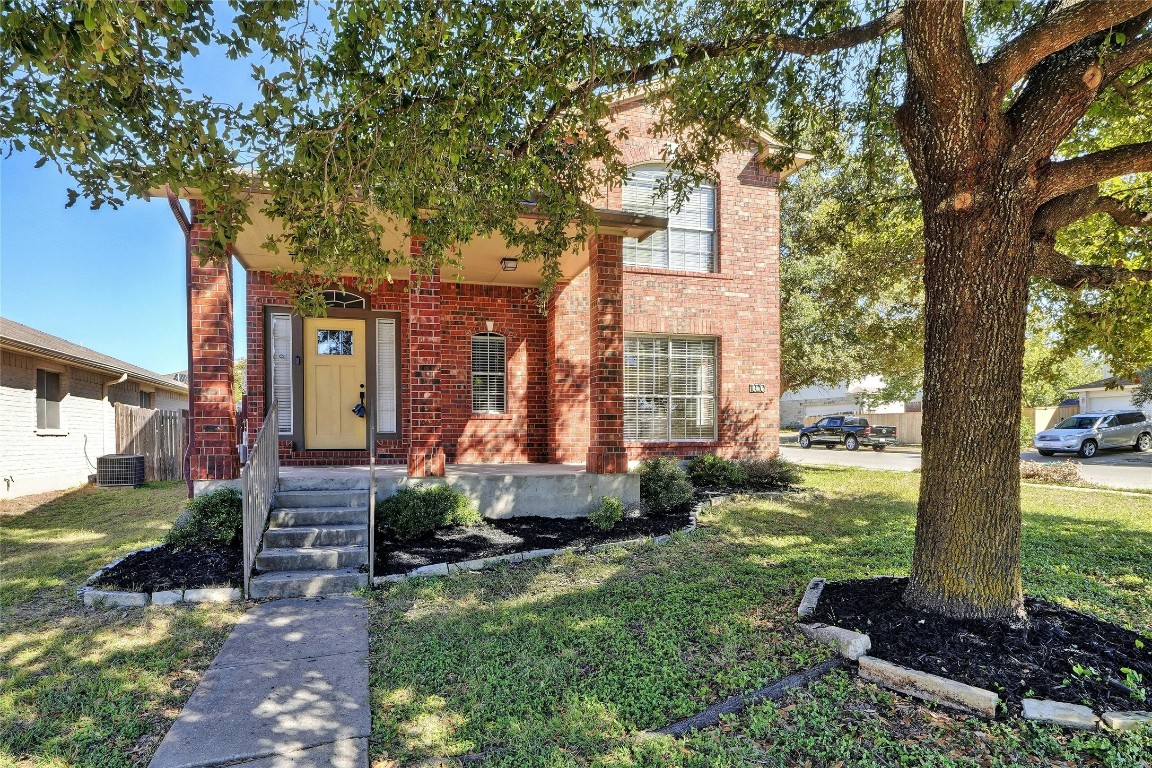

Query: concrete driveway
[780,444,1152,490]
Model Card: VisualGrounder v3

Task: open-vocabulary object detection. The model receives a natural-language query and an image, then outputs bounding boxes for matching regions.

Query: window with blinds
[622,164,716,272]
[269,313,294,434]
[471,332,506,413]
[376,318,398,432]
[624,336,717,441]
[36,369,62,429]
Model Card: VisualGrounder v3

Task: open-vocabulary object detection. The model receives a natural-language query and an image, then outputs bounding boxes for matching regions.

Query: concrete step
[264,524,367,548]
[270,506,368,527]
[248,568,368,599]
[278,474,371,492]
[273,490,368,509]
[256,544,368,572]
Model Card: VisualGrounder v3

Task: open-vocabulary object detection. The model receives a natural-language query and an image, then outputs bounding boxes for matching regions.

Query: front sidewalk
[149,596,369,768]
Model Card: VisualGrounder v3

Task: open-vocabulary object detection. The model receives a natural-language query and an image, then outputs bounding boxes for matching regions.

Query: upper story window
[471,332,506,413]
[36,369,62,429]
[622,164,716,273]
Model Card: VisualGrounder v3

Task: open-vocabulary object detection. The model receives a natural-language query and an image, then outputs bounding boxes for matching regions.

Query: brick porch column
[586,233,627,474]
[188,201,237,483]
[407,247,446,476]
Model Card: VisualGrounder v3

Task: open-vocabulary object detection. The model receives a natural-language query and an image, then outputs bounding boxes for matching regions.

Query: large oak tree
[5,0,1152,618]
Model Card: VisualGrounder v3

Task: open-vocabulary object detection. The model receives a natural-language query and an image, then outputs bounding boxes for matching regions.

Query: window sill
[470,412,512,420]
[35,429,69,437]
[624,266,731,280]
[626,439,718,445]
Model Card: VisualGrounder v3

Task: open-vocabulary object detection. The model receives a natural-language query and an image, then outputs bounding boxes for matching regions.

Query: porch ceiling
[163,188,665,287]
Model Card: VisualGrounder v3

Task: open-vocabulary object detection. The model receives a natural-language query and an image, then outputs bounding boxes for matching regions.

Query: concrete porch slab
[278,463,641,518]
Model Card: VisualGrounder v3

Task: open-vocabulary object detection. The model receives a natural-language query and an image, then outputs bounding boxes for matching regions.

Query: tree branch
[1094,195,1152,226]
[986,0,1152,93]
[1033,241,1152,289]
[512,9,904,157]
[1039,140,1152,202]
[901,0,985,125]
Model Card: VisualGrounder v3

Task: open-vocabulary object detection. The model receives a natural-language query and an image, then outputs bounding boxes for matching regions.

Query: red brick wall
[245,269,549,468]
[188,200,237,481]
[601,98,782,460]
[586,234,627,473]
[546,271,591,463]
[441,282,548,463]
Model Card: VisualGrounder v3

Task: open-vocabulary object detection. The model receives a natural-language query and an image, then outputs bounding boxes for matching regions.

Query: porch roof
[160,187,666,287]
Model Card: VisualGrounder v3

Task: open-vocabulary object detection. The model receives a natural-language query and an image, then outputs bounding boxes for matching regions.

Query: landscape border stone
[796,574,1152,729]
[78,544,243,607]
[372,501,705,587]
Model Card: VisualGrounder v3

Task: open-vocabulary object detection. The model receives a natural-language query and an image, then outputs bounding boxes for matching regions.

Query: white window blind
[471,333,506,413]
[622,165,716,272]
[376,318,398,432]
[624,336,717,441]
[269,313,293,434]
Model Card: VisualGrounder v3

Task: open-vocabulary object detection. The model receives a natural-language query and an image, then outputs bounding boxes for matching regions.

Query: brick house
[172,94,805,495]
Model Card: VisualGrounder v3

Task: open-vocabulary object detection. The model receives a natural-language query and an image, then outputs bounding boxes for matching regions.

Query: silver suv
[1033,410,1152,458]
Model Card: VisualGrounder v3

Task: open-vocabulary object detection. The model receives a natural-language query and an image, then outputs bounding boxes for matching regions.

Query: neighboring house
[165,92,808,492]
[780,376,918,428]
[1068,375,1149,417]
[0,317,189,498]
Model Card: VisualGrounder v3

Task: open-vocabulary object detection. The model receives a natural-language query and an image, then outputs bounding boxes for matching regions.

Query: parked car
[1033,410,1152,458]
[798,416,898,451]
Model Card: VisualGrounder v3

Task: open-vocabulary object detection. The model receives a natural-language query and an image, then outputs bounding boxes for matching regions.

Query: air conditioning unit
[97,454,145,488]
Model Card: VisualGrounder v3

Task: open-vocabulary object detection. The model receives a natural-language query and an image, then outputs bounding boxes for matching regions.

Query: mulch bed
[375,508,690,575]
[811,576,1152,712]
[92,542,242,592]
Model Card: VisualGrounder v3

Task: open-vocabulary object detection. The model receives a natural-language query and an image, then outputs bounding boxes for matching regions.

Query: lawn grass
[366,466,1152,766]
[0,483,245,767]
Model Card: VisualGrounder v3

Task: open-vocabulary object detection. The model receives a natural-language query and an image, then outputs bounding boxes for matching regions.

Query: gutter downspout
[166,185,196,499]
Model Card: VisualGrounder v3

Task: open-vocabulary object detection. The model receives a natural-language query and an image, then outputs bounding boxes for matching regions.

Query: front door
[303,317,366,449]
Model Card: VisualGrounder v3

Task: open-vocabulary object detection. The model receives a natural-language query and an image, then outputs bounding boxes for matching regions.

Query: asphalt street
[780,444,1152,491]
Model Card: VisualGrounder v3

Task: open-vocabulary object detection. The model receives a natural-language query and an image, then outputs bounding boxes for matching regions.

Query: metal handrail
[241,398,280,598]
[367,408,377,585]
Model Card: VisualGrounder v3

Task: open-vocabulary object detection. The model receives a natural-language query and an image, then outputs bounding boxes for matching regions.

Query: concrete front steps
[249,483,371,600]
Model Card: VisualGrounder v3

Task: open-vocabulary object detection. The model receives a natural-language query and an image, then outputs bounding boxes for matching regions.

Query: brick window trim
[626,440,720,449]
[623,266,734,281]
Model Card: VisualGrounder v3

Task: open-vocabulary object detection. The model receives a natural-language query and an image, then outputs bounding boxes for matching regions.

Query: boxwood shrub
[165,487,243,551]
[637,457,695,514]
[381,484,480,540]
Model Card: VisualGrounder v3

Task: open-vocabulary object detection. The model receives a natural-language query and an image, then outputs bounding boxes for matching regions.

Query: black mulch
[92,542,242,592]
[810,576,1152,713]
[375,509,691,575]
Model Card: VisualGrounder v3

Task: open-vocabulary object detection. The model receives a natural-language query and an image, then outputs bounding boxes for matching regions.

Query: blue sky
[1,10,262,375]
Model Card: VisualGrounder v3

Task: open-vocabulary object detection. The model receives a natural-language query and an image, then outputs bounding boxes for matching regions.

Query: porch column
[188,201,238,484]
[407,247,446,476]
[586,233,627,474]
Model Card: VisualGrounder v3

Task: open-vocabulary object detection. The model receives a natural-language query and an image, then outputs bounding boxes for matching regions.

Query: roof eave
[0,339,189,393]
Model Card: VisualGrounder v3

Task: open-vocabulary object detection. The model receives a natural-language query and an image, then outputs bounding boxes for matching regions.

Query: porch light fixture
[500,257,518,272]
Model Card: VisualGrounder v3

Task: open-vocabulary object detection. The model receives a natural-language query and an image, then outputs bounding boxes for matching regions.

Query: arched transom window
[471,332,506,413]
[323,289,367,308]
[622,164,716,272]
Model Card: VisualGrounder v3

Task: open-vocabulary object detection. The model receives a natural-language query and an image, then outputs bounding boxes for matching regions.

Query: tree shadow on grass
[365,479,1152,765]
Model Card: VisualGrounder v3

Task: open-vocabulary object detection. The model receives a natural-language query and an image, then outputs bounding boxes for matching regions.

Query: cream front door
[303,317,366,449]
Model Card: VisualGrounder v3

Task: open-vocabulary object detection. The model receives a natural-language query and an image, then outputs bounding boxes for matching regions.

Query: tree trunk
[902,193,1032,620]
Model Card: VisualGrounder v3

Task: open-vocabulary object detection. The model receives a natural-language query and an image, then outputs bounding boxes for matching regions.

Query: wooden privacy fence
[114,404,187,481]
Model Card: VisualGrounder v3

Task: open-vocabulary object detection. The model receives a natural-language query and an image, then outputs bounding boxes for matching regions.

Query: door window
[316,330,354,355]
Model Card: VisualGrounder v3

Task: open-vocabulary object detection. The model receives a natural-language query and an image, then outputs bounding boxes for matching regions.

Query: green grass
[0,483,245,767]
[366,467,1152,766]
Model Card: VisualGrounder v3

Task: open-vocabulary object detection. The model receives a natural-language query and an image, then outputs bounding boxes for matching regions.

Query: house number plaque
[748,383,766,393]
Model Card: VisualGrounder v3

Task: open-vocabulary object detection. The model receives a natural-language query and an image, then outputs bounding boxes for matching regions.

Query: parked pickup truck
[797,416,898,452]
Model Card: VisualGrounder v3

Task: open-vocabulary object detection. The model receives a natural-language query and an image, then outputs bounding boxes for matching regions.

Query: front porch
[279,462,640,519]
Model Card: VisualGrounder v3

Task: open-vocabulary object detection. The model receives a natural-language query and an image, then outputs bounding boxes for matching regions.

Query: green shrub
[685,453,746,489]
[1020,418,1036,452]
[737,457,802,490]
[636,457,695,514]
[165,487,243,551]
[380,484,480,540]
[589,496,624,531]
[1020,459,1081,485]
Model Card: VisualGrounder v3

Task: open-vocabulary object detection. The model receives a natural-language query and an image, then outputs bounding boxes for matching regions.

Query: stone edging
[77,544,242,607]
[372,501,703,586]
[795,576,1151,730]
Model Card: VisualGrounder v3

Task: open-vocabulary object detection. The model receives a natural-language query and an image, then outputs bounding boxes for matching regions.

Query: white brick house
[0,317,189,498]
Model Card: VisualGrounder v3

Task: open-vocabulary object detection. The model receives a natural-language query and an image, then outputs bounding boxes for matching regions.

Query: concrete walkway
[149,596,369,768]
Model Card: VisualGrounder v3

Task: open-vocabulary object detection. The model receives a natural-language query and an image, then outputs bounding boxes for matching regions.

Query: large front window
[625,336,717,441]
[622,164,716,272]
